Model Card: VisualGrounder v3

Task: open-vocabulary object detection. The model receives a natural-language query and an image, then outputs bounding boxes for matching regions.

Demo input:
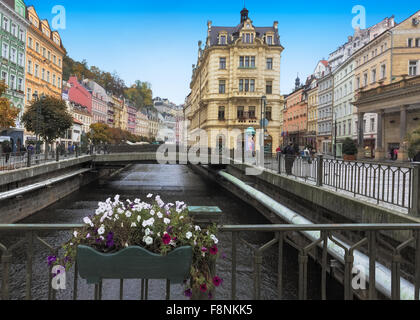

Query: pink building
[83,79,108,124]
[127,105,137,134]
[68,76,92,114]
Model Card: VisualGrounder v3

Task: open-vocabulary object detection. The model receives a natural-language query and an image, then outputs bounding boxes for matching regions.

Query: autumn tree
[0,81,19,130]
[408,126,420,159]
[88,123,112,146]
[22,96,73,157]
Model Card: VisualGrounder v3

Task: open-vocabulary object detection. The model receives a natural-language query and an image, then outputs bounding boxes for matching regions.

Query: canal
[1,164,343,300]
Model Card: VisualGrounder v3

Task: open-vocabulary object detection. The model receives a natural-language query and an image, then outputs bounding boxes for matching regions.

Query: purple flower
[47,256,57,266]
[201,247,208,253]
[106,232,114,241]
[162,234,171,245]
[63,256,71,263]
[106,239,115,248]
[184,289,193,298]
[222,252,227,260]
[166,226,174,234]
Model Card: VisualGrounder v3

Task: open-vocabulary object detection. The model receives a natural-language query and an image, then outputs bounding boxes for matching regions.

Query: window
[58,77,61,88]
[363,73,368,87]
[2,43,9,59]
[42,48,46,58]
[47,71,50,83]
[11,24,17,37]
[348,120,352,135]
[10,75,16,90]
[27,88,32,102]
[53,74,56,86]
[356,77,360,89]
[36,42,40,53]
[239,79,244,92]
[18,52,23,66]
[28,60,32,74]
[35,64,39,77]
[266,107,272,120]
[18,78,23,91]
[266,58,273,70]
[1,71,8,85]
[266,81,273,94]
[28,37,33,48]
[370,118,375,133]
[371,69,376,83]
[19,30,24,42]
[267,36,273,45]
[381,64,386,79]
[248,106,256,119]
[218,106,225,120]
[416,39,420,48]
[409,61,418,76]
[408,38,413,47]
[250,56,255,68]
[237,106,245,119]
[10,48,16,63]
[219,80,226,94]
[53,55,57,64]
[59,59,62,67]
[3,17,9,31]
[42,68,45,81]
[219,57,226,70]
[250,79,255,92]
[220,35,226,45]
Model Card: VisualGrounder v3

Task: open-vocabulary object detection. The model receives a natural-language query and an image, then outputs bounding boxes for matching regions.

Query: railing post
[410,165,420,217]
[27,151,31,168]
[278,154,282,174]
[317,155,323,187]
[56,148,59,162]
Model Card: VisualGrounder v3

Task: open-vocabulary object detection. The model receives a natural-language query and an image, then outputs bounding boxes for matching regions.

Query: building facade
[0,0,28,151]
[283,83,307,148]
[136,111,149,138]
[83,79,108,124]
[307,82,318,150]
[317,69,334,155]
[354,11,420,161]
[185,8,284,153]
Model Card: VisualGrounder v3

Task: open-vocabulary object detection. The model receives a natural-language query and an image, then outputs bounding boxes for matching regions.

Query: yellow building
[354,11,420,160]
[185,8,284,153]
[25,6,65,106]
[112,96,124,129]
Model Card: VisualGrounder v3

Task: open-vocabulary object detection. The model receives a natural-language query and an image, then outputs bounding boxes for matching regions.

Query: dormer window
[242,33,254,44]
[267,36,273,45]
[220,35,226,45]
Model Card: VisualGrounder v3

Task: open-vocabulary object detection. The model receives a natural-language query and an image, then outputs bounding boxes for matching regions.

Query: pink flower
[200,283,207,293]
[162,233,171,245]
[213,276,223,287]
[201,247,208,252]
[210,245,218,255]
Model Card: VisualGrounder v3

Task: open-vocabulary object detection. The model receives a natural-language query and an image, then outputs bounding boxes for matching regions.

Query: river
[0,164,343,300]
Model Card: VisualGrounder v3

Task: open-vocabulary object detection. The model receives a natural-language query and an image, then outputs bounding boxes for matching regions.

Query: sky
[26,0,418,105]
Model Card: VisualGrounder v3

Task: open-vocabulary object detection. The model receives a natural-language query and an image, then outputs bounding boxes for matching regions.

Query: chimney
[273,21,278,30]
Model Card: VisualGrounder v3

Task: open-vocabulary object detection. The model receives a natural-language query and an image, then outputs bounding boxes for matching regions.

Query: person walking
[394,148,399,161]
[285,143,296,175]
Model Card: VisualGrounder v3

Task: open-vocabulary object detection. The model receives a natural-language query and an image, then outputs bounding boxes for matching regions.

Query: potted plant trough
[342,138,358,161]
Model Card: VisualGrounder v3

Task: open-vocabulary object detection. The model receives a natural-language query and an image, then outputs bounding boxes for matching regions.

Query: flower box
[77,245,193,285]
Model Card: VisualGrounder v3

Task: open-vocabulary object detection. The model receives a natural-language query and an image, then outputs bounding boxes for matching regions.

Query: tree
[88,123,112,146]
[342,138,358,156]
[408,126,420,160]
[22,96,73,155]
[0,81,20,130]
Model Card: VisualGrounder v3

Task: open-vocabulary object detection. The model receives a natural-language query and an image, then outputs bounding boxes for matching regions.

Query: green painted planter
[77,245,193,285]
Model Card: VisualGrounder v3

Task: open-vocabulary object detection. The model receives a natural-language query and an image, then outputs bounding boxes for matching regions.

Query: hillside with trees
[63,55,153,110]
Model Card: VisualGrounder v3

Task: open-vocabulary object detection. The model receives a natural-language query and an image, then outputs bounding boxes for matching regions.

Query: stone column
[398,105,409,161]
[375,110,385,160]
[357,112,365,159]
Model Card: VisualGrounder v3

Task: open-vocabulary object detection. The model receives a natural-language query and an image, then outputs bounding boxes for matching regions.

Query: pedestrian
[285,143,296,175]
[394,148,399,161]
[3,142,12,164]
[414,151,420,162]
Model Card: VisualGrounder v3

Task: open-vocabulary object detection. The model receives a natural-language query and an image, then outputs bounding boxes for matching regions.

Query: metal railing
[1,224,420,300]
[261,154,418,214]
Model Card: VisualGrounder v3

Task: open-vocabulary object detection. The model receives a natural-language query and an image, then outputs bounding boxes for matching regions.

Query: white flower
[137,215,141,223]
[97,226,105,235]
[125,211,132,218]
[147,194,153,198]
[117,208,124,215]
[164,218,171,225]
[83,217,93,226]
[157,232,161,237]
[142,218,155,228]
[179,216,184,220]
[86,233,91,239]
[143,236,153,245]
[73,231,79,238]
[70,243,74,246]
[145,228,151,236]
[195,226,201,232]
[186,232,193,240]
[211,235,219,244]
[157,212,163,219]
[114,195,120,202]
[125,243,129,248]
[131,222,137,228]
[121,222,124,228]
[150,210,155,216]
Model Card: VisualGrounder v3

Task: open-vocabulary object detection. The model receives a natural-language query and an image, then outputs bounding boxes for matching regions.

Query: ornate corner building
[185,8,284,153]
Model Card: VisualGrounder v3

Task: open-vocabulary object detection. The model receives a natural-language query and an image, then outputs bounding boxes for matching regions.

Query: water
[0,164,343,300]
